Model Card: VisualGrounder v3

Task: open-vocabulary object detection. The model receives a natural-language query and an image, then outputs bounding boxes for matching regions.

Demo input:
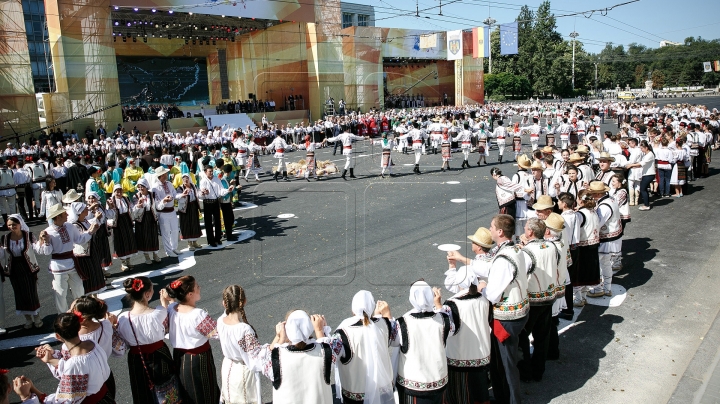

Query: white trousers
[497,140,506,157]
[158,211,179,255]
[275,157,286,173]
[344,154,355,170]
[462,148,470,160]
[0,195,16,215]
[530,136,539,151]
[32,185,45,210]
[52,270,85,313]
[560,137,569,149]
[414,149,422,164]
[597,252,613,292]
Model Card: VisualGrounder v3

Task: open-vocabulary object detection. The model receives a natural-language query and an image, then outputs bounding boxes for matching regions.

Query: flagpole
[483,17,496,74]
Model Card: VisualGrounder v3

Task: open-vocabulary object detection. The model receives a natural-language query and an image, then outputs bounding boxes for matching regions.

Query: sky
[348,0,720,53]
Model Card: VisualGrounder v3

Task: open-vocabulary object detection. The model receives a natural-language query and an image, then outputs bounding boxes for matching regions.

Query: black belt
[203,198,218,204]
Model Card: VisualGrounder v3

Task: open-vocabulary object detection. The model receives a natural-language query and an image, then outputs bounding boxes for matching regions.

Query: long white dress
[217,314,263,404]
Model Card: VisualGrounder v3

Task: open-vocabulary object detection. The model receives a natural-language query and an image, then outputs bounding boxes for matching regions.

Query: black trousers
[489,316,528,404]
[202,201,222,244]
[220,202,234,237]
[518,305,552,380]
[16,186,33,219]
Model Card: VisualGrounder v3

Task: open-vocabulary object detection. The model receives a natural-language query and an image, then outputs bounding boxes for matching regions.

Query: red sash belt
[413,140,422,144]
[238,150,247,154]
[658,160,670,165]
[174,341,210,356]
[129,340,165,355]
[276,148,284,153]
[462,141,471,144]
[83,383,109,404]
[530,134,539,137]
[343,146,352,149]
[159,207,174,213]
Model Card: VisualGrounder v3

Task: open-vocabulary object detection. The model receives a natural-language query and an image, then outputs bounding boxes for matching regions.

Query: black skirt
[113,212,138,259]
[173,347,220,404]
[128,343,175,404]
[8,257,40,313]
[78,253,106,294]
[179,201,202,240]
[572,244,601,287]
[444,366,490,404]
[135,210,160,252]
[91,223,113,268]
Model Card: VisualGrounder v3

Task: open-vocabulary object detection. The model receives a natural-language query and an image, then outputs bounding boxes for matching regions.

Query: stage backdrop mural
[116,56,209,105]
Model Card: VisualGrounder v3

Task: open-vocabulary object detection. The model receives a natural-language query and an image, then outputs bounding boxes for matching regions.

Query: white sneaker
[0,328,6,335]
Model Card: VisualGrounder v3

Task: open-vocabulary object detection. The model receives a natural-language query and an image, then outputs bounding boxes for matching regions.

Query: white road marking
[585,284,628,307]
[446,181,461,184]
[277,213,296,219]
[450,199,467,203]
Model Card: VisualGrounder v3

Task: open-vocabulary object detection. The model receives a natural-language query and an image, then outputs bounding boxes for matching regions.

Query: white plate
[277,213,296,219]
[450,199,467,203]
[437,244,461,252]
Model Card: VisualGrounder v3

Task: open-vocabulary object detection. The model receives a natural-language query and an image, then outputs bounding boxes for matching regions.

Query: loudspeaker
[248,93,254,99]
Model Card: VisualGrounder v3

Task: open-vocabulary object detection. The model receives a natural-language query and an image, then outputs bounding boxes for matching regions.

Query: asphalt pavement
[3,96,720,403]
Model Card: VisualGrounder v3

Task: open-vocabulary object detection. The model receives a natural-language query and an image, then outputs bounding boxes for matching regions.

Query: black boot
[349,168,356,178]
[341,170,347,180]
[434,148,438,154]
[273,171,280,182]
[414,164,421,174]
[283,171,290,181]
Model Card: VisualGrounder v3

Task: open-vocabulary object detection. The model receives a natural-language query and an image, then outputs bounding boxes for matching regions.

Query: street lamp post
[570,31,579,92]
[594,62,598,96]
[483,17,496,74]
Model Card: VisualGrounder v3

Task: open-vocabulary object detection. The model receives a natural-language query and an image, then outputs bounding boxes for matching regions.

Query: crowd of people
[0,98,717,404]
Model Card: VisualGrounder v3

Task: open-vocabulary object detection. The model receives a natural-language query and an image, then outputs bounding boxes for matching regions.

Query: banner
[714,61,720,72]
[420,34,437,49]
[455,59,463,106]
[703,61,712,72]
[472,27,490,59]
[447,30,463,61]
[500,21,519,55]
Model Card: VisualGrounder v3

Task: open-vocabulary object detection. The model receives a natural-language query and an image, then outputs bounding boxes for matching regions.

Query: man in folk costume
[390,280,454,404]
[232,131,248,178]
[512,155,534,238]
[326,125,366,180]
[151,166,180,258]
[452,122,474,169]
[427,117,445,155]
[493,120,508,163]
[268,134,291,182]
[528,161,550,211]
[595,152,616,186]
[517,218,559,383]
[27,155,49,217]
[34,203,101,313]
[244,134,264,182]
[373,133,396,178]
[442,231,493,404]
[512,122,523,160]
[521,117,542,152]
[587,181,622,298]
[557,118,572,149]
[408,121,428,174]
[0,158,17,229]
[198,165,235,247]
[543,212,572,352]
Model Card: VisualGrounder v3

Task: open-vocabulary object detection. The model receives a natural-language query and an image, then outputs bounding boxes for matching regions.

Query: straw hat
[586,180,610,193]
[530,161,543,171]
[467,227,495,248]
[596,152,615,162]
[532,195,555,211]
[154,166,170,177]
[544,212,565,231]
[62,189,81,204]
[567,153,584,163]
[517,155,532,170]
[541,146,554,154]
[576,145,590,154]
[47,203,67,220]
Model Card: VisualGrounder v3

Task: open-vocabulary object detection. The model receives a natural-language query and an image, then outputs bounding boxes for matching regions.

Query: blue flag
[500,21,518,55]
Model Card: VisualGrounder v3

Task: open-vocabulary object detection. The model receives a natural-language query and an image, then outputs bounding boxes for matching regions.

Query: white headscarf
[444,265,478,294]
[334,291,395,404]
[136,177,150,191]
[409,280,434,313]
[284,310,314,345]
[67,202,87,224]
[7,214,29,232]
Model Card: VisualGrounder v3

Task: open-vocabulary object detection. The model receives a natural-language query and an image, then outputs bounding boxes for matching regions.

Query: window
[357,14,369,26]
[342,12,353,28]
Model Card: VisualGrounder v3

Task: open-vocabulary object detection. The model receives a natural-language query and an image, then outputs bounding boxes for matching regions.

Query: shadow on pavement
[616,237,655,291]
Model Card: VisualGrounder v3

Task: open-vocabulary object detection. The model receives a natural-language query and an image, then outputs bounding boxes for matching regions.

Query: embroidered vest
[271,343,333,404]
[489,243,530,320]
[396,312,450,393]
[336,318,393,401]
[523,240,560,306]
[445,293,491,368]
[597,195,622,242]
[577,208,600,246]
[548,238,570,297]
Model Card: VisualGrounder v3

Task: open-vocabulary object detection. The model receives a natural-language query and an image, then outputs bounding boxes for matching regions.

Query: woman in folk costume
[440,129,453,171]
[572,190,601,307]
[172,159,195,189]
[39,178,64,219]
[85,192,113,272]
[67,202,106,295]
[123,157,144,199]
[115,277,177,404]
[244,134,264,182]
[25,313,114,404]
[0,215,43,329]
[670,136,690,197]
[491,167,524,219]
[107,184,138,271]
[390,280,454,404]
[131,178,161,265]
[512,122,522,159]
[217,285,263,404]
[177,173,202,251]
[329,290,394,404]
[373,133,396,178]
[303,134,320,181]
[261,310,338,404]
[438,263,491,404]
[608,174,629,273]
[165,276,221,404]
[475,122,490,166]
[84,166,105,206]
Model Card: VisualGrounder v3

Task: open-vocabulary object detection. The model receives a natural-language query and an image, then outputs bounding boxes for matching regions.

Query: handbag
[128,313,182,404]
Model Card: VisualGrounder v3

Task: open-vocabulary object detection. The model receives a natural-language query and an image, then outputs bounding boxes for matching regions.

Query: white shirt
[116,307,168,346]
[198,175,229,200]
[33,222,92,273]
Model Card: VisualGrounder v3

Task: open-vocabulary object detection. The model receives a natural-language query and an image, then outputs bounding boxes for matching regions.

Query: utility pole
[483,17,496,74]
[570,31,579,92]
[594,62,598,96]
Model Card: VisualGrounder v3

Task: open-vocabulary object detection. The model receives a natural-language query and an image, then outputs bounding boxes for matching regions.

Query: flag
[420,34,437,49]
[447,30,463,61]
[703,61,712,72]
[472,26,490,59]
[714,61,720,72]
[500,21,518,55]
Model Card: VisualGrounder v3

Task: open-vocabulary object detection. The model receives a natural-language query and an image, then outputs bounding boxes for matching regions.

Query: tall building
[21,0,54,93]
[341,2,375,28]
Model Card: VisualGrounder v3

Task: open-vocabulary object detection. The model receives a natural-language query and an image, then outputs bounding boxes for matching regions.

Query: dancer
[374,133,396,178]
[326,125,366,180]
